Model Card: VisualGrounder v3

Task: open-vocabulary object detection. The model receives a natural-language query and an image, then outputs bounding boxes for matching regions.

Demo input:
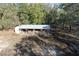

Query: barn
[15,25,50,34]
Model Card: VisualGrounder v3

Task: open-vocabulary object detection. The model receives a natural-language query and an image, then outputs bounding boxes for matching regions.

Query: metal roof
[15,25,50,29]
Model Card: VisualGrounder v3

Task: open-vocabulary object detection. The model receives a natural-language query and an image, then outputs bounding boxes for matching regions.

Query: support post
[33,29,35,35]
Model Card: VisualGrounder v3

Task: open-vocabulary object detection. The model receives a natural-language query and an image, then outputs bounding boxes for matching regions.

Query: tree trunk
[62,22,65,30]
[69,25,72,32]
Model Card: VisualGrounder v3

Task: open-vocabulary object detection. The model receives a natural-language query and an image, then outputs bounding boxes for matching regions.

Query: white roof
[15,25,50,29]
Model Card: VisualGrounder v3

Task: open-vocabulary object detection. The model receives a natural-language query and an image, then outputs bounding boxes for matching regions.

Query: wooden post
[33,29,35,35]
[41,29,43,32]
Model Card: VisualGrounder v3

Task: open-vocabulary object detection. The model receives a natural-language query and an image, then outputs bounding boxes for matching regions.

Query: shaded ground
[0,30,79,56]
[15,31,79,56]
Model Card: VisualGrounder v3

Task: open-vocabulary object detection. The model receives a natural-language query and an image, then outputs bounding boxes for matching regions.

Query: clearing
[0,30,78,56]
[0,30,23,55]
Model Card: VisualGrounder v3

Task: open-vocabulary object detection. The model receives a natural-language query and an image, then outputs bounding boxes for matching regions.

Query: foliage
[0,4,20,30]
[18,4,46,24]
[0,3,79,31]
[58,4,79,31]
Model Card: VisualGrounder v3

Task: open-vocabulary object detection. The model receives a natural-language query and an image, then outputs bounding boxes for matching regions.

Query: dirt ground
[0,30,78,56]
[0,30,24,56]
[0,30,67,56]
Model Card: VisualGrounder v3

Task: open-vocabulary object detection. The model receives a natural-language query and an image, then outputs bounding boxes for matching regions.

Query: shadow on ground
[14,31,79,56]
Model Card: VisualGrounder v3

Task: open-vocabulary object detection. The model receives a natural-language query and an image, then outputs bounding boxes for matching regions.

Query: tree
[60,3,79,31]
[18,4,47,24]
[0,4,20,30]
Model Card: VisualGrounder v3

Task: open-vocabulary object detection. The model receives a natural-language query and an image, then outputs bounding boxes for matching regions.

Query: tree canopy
[0,3,79,31]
